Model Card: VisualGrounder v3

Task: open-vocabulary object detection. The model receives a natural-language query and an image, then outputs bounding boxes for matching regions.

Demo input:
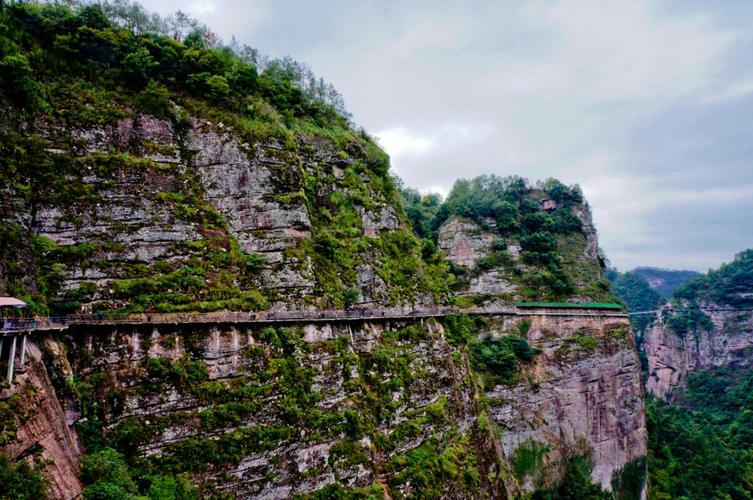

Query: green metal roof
[515,301,624,310]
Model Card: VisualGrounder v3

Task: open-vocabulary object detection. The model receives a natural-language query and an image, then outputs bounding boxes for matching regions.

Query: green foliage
[608,269,662,334]
[512,440,550,481]
[81,448,139,499]
[122,46,158,86]
[302,482,385,500]
[611,456,646,500]
[470,334,535,385]
[385,433,481,497]
[0,453,48,499]
[146,474,200,500]
[673,249,753,307]
[400,186,443,240]
[0,53,40,109]
[662,305,713,338]
[136,80,172,118]
[442,314,483,346]
[532,456,611,500]
[647,368,753,500]
[541,178,583,206]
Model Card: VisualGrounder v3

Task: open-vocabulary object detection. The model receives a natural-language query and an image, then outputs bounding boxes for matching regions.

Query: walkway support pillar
[6,334,16,385]
[19,333,27,367]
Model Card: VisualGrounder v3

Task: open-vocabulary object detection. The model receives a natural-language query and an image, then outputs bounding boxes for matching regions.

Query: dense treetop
[672,249,753,307]
[648,369,753,500]
[0,1,348,124]
[401,175,612,302]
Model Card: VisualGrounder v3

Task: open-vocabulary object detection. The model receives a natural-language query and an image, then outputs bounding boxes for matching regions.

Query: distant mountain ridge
[630,267,700,299]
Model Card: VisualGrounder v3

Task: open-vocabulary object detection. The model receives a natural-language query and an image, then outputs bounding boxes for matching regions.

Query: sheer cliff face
[19,312,645,499]
[484,315,646,492]
[0,341,82,499]
[1,114,647,498]
[43,321,494,499]
[10,113,414,311]
[645,307,753,399]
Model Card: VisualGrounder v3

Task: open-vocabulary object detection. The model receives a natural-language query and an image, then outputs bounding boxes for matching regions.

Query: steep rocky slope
[17,113,424,313]
[645,250,753,399]
[0,2,447,315]
[437,202,604,302]
[0,340,83,499]
[15,312,644,498]
[646,306,753,399]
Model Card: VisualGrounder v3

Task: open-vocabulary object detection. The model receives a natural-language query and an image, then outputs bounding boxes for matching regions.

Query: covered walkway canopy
[0,297,27,308]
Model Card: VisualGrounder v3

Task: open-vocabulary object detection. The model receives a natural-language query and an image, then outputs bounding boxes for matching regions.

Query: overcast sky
[139,0,753,272]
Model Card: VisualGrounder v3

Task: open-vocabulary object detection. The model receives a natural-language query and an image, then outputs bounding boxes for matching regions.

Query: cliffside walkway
[2,304,627,333]
[69,306,627,325]
[0,305,627,385]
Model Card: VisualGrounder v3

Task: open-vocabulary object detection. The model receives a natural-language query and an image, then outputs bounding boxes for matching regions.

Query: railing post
[6,334,16,385]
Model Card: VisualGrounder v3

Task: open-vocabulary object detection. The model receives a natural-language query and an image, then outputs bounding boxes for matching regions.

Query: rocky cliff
[436,198,606,303]
[2,111,443,314]
[645,306,753,399]
[0,4,647,498]
[12,311,645,498]
[644,250,753,399]
[0,339,83,499]
[0,107,647,500]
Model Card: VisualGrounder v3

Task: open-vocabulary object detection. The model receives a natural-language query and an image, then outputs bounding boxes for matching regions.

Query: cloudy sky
[140,0,753,272]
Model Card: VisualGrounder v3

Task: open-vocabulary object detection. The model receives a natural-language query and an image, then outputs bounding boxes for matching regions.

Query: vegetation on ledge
[401,175,613,302]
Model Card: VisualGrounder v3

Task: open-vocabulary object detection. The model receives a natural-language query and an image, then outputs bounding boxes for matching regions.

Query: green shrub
[470,335,535,384]
[512,440,550,480]
[80,448,138,499]
[532,456,611,500]
[0,453,48,499]
[145,474,200,500]
[137,81,172,118]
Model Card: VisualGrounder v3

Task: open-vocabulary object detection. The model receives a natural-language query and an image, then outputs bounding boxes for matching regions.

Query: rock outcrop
[0,339,83,499]
[485,315,646,493]
[645,306,753,399]
[14,113,420,311]
[436,207,604,300]
[42,320,493,498]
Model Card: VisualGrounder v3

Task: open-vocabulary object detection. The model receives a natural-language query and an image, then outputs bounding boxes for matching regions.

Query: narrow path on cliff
[1,304,630,333]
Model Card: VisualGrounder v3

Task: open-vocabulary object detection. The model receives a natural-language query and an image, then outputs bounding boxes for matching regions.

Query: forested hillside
[648,369,753,499]
[644,250,753,498]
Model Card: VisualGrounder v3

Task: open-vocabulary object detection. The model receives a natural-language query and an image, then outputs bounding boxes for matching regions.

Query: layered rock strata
[8,312,648,498]
[645,306,753,399]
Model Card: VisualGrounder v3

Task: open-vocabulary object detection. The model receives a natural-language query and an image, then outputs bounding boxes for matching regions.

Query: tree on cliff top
[673,249,753,307]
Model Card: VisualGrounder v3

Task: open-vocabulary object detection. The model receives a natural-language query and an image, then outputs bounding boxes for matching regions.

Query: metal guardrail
[1,317,69,333]
[66,306,466,325]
